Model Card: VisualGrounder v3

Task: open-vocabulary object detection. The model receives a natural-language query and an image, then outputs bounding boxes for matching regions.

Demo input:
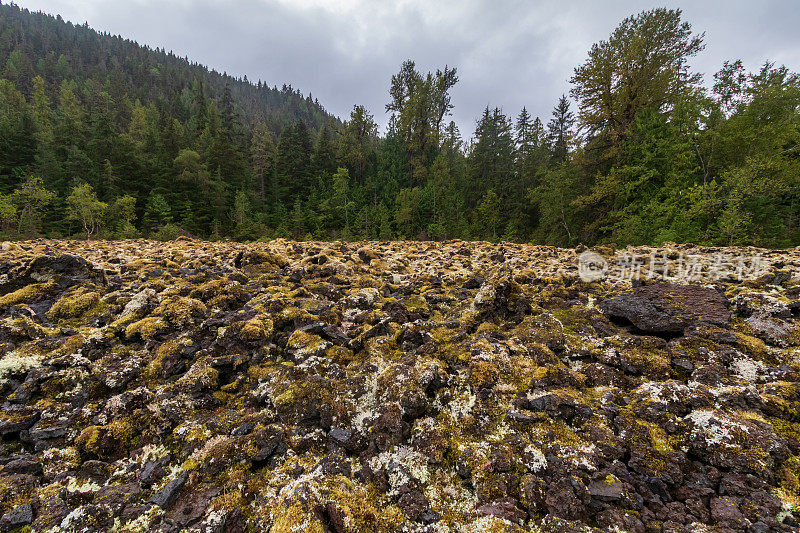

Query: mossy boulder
[46,287,100,320]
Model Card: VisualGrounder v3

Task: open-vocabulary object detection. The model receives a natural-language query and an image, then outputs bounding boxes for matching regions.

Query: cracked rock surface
[0,238,799,532]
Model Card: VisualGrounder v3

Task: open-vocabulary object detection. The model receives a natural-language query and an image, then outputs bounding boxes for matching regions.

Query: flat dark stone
[672,358,694,372]
[0,504,33,529]
[328,427,352,445]
[2,456,42,475]
[231,422,255,436]
[588,479,625,501]
[168,484,219,526]
[478,497,528,524]
[600,283,730,333]
[0,405,39,435]
[26,419,70,441]
[148,472,187,508]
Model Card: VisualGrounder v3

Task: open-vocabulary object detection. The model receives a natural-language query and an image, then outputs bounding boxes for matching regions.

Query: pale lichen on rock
[0,239,797,531]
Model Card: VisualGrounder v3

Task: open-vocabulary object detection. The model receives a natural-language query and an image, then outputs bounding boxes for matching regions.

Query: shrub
[152,223,181,241]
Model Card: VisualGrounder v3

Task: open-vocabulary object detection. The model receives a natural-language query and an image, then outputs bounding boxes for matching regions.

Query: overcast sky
[10,0,800,136]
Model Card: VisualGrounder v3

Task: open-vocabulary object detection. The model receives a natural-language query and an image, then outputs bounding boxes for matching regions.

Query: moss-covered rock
[0,239,796,531]
[0,281,55,306]
[46,287,100,320]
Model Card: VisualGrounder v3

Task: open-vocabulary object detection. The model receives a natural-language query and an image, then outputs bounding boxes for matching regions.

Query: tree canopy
[0,5,798,247]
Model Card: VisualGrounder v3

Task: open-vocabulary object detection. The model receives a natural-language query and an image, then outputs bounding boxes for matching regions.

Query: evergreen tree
[251,121,276,201]
[547,95,576,163]
[143,192,172,231]
[338,105,377,184]
[515,107,534,164]
[476,189,501,240]
[312,120,338,178]
[467,107,515,230]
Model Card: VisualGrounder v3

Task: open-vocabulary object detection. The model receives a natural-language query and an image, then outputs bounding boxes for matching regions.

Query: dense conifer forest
[0,3,798,246]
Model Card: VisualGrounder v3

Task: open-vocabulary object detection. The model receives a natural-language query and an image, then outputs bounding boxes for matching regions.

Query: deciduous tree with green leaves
[11,176,55,237]
[66,182,107,239]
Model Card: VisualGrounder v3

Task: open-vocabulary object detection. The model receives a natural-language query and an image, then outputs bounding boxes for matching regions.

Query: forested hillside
[0,4,799,246]
[0,1,336,238]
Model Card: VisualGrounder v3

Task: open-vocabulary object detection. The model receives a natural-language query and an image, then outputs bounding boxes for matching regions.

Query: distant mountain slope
[0,1,345,237]
[0,1,335,135]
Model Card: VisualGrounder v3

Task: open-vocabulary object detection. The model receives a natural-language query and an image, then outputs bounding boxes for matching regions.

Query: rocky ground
[0,239,798,533]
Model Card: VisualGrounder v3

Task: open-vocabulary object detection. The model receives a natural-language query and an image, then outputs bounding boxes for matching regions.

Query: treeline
[1,4,799,246]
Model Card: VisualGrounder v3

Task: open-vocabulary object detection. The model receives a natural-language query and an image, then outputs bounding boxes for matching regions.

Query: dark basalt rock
[94,482,141,516]
[600,282,731,333]
[0,404,39,435]
[478,497,528,524]
[588,478,625,501]
[0,240,797,531]
[2,455,43,475]
[0,504,33,531]
[397,488,429,522]
[148,472,187,508]
[168,484,220,526]
[13,254,105,291]
[710,497,746,529]
[140,460,167,486]
[251,426,286,463]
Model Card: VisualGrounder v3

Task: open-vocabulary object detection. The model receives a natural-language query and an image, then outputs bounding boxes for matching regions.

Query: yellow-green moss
[75,418,136,459]
[174,362,219,392]
[605,336,672,377]
[122,258,179,271]
[788,326,800,348]
[75,425,103,456]
[528,417,589,448]
[125,316,165,339]
[108,418,136,447]
[735,332,768,361]
[46,288,100,320]
[249,251,290,268]
[247,363,278,382]
[153,295,207,324]
[469,360,499,390]
[770,417,800,442]
[777,456,800,505]
[286,330,326,352]
[0,471,35,513]
[460,309,479,330]
[143,338,187,381]
[500,356,539,392]
[531,364,587,388]
[278,306,315,324]
[0,281,55,306]
[761,393,799,419]
[326,345,358,366]
[404,295,427,311]
[272,381,309,410]
[551,307,593,335]
[49,334,85,358]
[271,475,406,533]
[237,316,274,341]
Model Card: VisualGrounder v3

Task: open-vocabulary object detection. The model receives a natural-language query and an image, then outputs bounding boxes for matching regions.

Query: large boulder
[20,254,105,289]
[600,283,730,334]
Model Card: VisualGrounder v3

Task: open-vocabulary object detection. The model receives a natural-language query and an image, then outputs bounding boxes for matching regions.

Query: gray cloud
[12,0,800,136]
